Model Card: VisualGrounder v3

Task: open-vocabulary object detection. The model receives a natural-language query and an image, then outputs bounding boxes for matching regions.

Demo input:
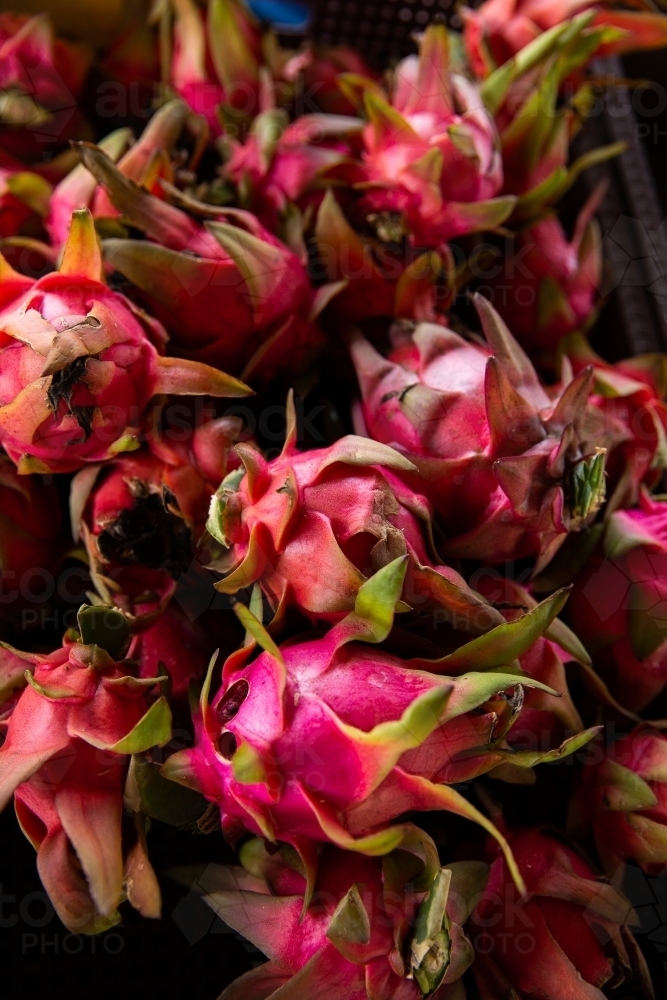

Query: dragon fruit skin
[70,411,243,615]
[165,0,262,133]
[192,835,487,1000]
[0,453,62,604]
[222,111,363,233]
[164,561,592,884]
[473,576,583,753]
[299,44,380,116]
[314,189,443,325]
[353,24,514,248]
[487,204,601,354]
[0,209,250,475]
[208,410,508,633]
[351,296,605,566]
[0,12,92,161]
[462,0,667,79]
[77,142,323,383]
[0,610,171,932]
[46,99,190,248]
[471,826,642,1000]
[564,334,667,509]
[130,603,215,701]
[569,493,667,713]
[570,728,667,876]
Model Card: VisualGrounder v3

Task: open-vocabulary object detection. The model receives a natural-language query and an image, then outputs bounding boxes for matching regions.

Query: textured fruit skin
[471,827,639,1000]
[571,728,667,876]
[564,337,667,509]
[0,12,92,160]
[77,141,322,383]
[462,0,667,78]
[71,411,243,615]
[0,453,62,604]
[0,209,249,475]
[0,637,168,933]
[167,0,262,133]
[195,837,486,1000]
[301,45,380,116]
[354,24,512,248]
[162,571,577,869]
[46,99,189,247]
[351,298,603,566]
[130,604,214,700]
[209,426,502,631]
[486,209,601,354]
[569,493,667,712]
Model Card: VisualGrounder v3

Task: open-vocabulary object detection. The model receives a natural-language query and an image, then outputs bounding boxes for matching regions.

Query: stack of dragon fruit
[2,0,667,995]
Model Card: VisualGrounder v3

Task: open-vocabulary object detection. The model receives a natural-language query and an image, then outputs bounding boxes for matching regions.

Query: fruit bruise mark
[216,679,250,726]
[97,486,194,578]
[47,356,97,442]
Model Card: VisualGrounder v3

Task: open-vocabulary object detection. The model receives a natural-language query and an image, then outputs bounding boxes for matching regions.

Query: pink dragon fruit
[0,208,250,475]
[472,576,584,759]
[471,826,647,1000]
[298,44,380,116]
[351,296,606,567]
[129,602,215,701]
[70,409,243,617]
[486,196,602,355]
[570,727,667,876]
[208,395,509,633]
[158,0,262,133]
[569,492,667,712]
[77,142,325,383]
[185,834,488,1000]
[222,107,362,233]
[564,333,667,510]
[0,452,62,610]
[346,23,515,248]
[164,558,594,886]
[46,98,190,248]
[0,161,52,238]
[314,189,444,325]
[0,605,171,932]
[462,0,667,79]
[0,12,92,160]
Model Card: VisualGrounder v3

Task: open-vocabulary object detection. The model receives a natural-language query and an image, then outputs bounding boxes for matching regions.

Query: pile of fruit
[2,1,667,996]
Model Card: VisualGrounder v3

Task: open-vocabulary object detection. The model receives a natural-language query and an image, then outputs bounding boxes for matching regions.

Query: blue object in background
[246,0,312,32]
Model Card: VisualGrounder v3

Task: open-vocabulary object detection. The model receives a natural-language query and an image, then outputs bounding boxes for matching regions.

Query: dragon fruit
[0,605,171,932]
[70,409,243,617]
[130,602,215,701]
[569,492,667,712]
[0,208,250,475]
[471,826,647,1000]
[351,296,606,567]
[0,12,92,160]
[164,558,594,887]
[222,107,362,233]
[298,44,380,116]
[346,23,514,248]
[564,333,667,509]
[157,0,262,133]
[462,0,667,79]
[77,142,325,383]
[487,197,602,355]
[314,189,444,325]
[0,452,62,611]
[570,727,667,876]
[0,163,52,238]
[46,99,190,247]
[472,576,584,760]
[186,834,488,1000]
[208,396,509,634]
